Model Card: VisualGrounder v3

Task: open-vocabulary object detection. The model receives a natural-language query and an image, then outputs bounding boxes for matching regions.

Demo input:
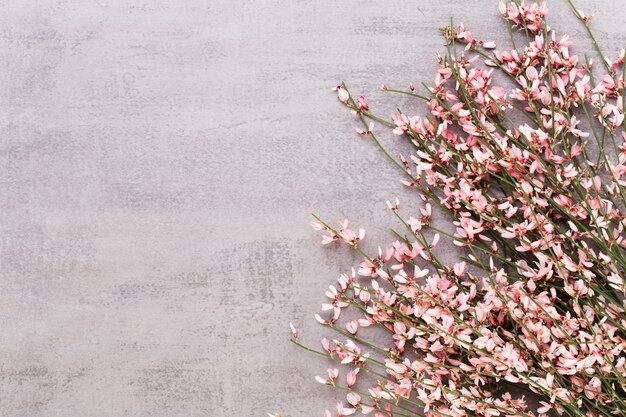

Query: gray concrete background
[0,1,623,416]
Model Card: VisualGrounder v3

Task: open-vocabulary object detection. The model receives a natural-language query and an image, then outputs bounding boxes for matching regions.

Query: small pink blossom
[357,95,369,111]
[345,320,358,335]
[289,323,298,340]
[336,402,355,417]
[354,122,374,136]
[334,85,349,103]
[346,368,360,387]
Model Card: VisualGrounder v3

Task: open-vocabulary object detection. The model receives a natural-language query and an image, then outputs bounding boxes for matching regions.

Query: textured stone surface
[0,1,623,416]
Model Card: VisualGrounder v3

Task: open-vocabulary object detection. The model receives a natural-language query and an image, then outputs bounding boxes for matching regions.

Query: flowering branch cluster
[287,2,626,417]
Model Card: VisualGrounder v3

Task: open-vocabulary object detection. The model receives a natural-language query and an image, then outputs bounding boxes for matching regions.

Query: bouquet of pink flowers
[287,2,626,416]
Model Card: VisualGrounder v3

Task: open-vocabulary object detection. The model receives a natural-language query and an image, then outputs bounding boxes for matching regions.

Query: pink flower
[386,197,400,212]
[336,403,355,417]
[338,220,366,246]
[354,122,373,136]
[392,113,410,135]
[334,85,349,103]
[345,320,358,335]
[537,401,554,414]
[321,234,339,245]
[321,338,331,353]
[454,216,485,244]
[573,8,593,22]
[315,368,339,385]
[357,95,369,111]
[346,392,360,406]
[346,368,360,387]
[289,323,298,340]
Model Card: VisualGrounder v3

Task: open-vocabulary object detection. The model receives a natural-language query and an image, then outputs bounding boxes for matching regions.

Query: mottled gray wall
[0,1,623,416]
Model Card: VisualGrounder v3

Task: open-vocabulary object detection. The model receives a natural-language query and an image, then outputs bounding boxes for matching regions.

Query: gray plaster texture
[0,1,624,416]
